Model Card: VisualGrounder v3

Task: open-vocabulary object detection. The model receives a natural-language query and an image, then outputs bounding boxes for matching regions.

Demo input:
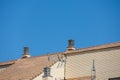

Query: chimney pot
[67,39,75,51]
[22,47,31,58]
[24,47,29,54]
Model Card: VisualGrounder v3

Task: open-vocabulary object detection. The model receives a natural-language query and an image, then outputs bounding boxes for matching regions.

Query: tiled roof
[0,60,15,66]
[0,41,120,80]
[0,53,64,80]
[65,42,120,54]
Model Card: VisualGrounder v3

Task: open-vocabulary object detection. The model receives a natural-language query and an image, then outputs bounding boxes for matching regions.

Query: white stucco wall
[66,48,120,80]
[33,61,64,80]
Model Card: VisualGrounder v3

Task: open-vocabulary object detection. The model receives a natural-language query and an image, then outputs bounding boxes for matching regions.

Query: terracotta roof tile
[0,41,120,80]
[0,53,64,80]
[0,60,15,66]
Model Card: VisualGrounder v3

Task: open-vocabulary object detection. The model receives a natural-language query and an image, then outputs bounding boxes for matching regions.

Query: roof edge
[65,41,120,54]
[0,60,15,66]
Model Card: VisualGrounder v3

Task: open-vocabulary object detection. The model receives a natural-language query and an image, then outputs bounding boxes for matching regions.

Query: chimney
[67,39,75,51]
[22,47,31,58]
[43,67,53,80]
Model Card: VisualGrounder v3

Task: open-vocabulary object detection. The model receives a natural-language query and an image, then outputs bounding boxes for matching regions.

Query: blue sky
[0,0,120,62]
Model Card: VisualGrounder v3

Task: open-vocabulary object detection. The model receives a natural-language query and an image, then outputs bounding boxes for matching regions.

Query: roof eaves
[65,42,120,54]
[0,60,15,66]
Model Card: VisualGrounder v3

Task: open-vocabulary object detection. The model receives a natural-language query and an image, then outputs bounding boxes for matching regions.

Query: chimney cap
[22,47,31,58]
[67,39,75,51]
[23,47,29,54]
[68,39,74,47]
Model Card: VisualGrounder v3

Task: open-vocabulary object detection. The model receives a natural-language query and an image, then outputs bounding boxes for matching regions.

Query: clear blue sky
[0,0,120,62]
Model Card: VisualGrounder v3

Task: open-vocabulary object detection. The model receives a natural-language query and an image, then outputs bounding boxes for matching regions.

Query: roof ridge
[66,41,120,54]
[30,52,65,58]
[0,52,64,80]
[77,41,120,50]
[0,60,16,65]
[0,60,17,73]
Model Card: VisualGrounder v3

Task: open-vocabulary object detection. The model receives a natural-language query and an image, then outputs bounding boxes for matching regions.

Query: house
[0,40,120,80]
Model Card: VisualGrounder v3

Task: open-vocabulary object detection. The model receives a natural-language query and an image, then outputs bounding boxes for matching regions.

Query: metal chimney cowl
[22,47,31,58]
[67,39,75,51]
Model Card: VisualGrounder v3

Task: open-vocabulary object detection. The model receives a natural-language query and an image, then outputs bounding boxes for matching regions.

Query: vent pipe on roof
[43,67,51,77]
[22,47,31,58]
[43,67,53,80]
[67,39,75,51]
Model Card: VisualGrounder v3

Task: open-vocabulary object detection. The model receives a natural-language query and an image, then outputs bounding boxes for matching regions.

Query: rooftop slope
[0,53,63,80]
[0,60,15,66]
[66,42,120,54]
[0,41,120,80]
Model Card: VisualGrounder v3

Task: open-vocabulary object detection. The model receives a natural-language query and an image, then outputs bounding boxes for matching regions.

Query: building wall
[33,61,64,80]
[66,47,120,80]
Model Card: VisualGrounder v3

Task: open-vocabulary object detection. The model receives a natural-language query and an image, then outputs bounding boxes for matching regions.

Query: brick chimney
[22,47,31,58]
[67,39,75,51]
